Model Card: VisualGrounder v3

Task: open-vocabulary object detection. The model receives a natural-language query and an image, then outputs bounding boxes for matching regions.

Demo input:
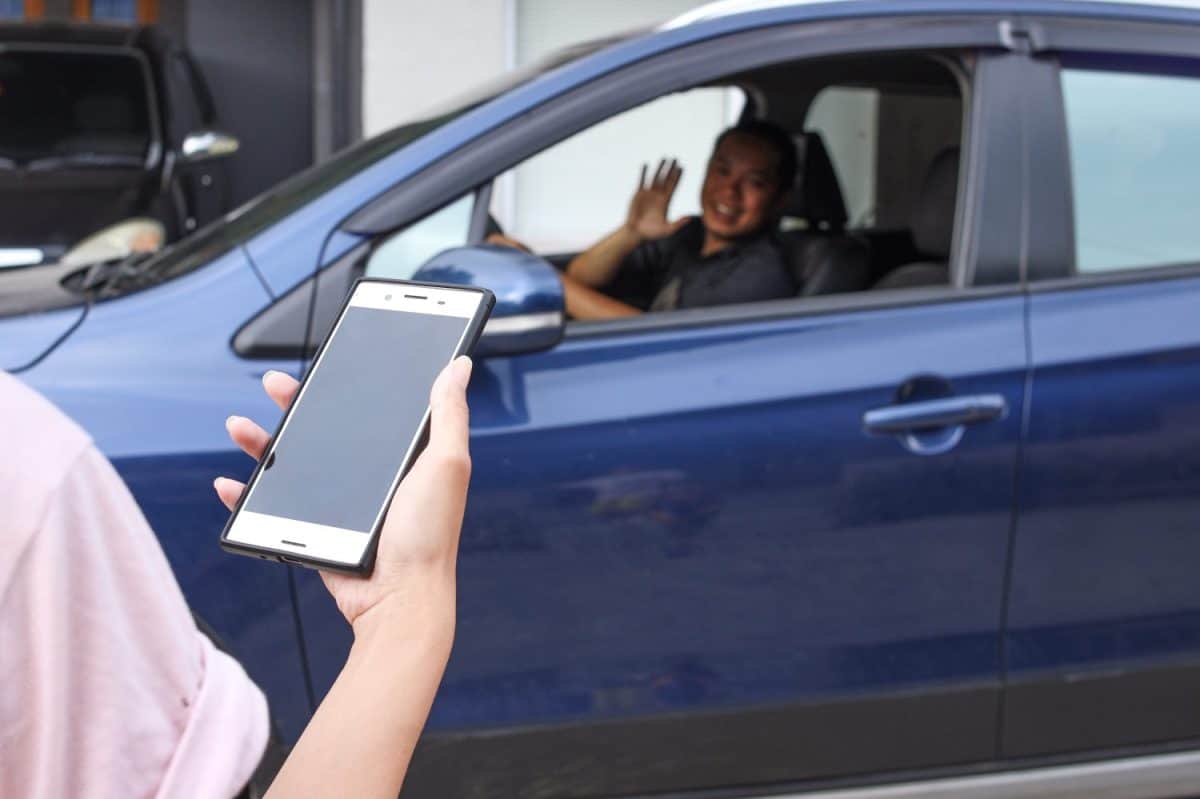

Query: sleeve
[0,445,268,799]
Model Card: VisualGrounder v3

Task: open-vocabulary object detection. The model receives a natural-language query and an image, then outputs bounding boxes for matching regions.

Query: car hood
[0,259,88,372]
[0,302,86,372]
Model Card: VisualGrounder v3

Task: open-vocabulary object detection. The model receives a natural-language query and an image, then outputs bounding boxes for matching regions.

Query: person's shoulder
[674,217,705,247]
[0,371,93,510]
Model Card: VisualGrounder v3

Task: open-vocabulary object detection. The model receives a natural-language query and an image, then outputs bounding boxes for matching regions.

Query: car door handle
[863,394,1007,435]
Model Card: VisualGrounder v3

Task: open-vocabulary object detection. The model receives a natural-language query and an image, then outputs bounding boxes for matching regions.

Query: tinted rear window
[0,49,152,168]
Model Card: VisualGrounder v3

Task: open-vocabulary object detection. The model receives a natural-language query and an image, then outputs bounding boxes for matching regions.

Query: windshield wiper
[62,251,157,299]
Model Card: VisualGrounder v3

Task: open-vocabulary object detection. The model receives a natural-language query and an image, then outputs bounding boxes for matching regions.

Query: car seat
[777,131,871,297]
[872,147,959,290]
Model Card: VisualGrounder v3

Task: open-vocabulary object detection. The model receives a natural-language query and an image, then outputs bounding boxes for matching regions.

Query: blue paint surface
[1008,276,1200,676]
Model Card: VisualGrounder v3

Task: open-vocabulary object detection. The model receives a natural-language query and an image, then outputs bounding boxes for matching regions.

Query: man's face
[699,132,783,242]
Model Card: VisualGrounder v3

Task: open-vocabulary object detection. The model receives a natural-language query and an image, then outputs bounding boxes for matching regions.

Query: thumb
[426,356,472,462]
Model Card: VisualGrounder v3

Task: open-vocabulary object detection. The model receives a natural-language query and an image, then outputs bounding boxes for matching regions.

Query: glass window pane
[365,194,473,280]
[1062,68,1200,273]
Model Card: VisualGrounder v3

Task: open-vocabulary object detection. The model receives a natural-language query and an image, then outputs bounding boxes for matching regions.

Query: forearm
[265,577,455,799]
[565,225,642,287]
[561,272,642,320]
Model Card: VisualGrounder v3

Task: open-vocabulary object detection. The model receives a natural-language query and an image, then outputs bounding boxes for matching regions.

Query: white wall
[360,0,722,252]
[501,0,721,252]
[362,0,506,136]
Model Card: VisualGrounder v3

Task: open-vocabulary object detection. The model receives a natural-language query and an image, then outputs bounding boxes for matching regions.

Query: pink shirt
[1,372,268,798]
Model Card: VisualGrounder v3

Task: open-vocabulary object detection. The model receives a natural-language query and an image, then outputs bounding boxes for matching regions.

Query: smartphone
[219,278,494,573]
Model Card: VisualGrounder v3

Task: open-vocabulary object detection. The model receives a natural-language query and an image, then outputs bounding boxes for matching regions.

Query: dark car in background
[0,22,237,270]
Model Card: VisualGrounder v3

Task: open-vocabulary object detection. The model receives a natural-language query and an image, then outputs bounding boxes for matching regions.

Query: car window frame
[556,46,1031,341]
[1021,15,1200,292]
[233,186,491,359]
[336,16,1034,342]
[566,51,985,340]
[342,16,1009,237]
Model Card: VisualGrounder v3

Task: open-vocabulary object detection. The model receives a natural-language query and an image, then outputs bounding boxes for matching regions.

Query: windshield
[0,49,153,169]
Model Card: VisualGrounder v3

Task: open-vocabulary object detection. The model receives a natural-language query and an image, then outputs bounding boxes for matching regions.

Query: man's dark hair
[714,119,798,194]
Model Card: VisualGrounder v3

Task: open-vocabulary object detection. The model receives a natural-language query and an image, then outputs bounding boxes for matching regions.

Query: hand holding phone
[216,355,473,630]
[216,356,473,798]
[218,279,494,574]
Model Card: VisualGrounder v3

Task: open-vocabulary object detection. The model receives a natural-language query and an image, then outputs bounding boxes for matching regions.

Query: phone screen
[242,299,473,533]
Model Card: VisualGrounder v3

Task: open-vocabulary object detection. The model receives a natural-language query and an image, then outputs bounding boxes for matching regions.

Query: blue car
[4,0,1200,795]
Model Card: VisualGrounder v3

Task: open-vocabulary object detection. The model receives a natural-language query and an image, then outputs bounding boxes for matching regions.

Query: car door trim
[735,747,1200,799]
[564,283,1021,340]
[1028,15,1200,60]
[401,680,999,797]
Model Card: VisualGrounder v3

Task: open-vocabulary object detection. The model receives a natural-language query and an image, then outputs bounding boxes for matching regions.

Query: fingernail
[225,415,239,429]
[262,370,279,385]
[451,355,473,388]
[213,476,226,490]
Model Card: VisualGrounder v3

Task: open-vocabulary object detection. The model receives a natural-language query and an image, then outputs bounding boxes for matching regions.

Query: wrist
[351,574,457,649]
[619,222,645,244]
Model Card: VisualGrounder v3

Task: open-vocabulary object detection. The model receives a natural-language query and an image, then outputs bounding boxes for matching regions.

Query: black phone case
[218,277,496,574]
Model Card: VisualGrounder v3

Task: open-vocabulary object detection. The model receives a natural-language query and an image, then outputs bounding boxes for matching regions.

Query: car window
[489,87,745,254]
[1060,63,1200,274]
[365,193,474,279]
[235,192,478,359]
[0,48,153,168]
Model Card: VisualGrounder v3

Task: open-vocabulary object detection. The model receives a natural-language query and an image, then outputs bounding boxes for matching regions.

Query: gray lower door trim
[752,749,1200,799]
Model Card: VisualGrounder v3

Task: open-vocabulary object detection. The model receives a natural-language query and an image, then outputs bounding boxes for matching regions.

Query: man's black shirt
[614,218,795,311]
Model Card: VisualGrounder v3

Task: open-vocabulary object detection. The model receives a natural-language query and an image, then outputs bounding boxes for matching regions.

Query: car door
[1002,25,1200,758]
[287,39,1030,797]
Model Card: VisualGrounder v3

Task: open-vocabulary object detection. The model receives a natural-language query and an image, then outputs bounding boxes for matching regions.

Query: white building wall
[362,0,507,136]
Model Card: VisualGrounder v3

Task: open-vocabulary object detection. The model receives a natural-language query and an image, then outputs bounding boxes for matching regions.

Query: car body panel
[292,291,1027,793]
[1005,273,1200,756]
[0,304,85,372]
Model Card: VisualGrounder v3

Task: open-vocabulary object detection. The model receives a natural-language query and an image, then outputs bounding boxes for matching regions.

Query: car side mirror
[413,245,565,357]
[180,129,240,162]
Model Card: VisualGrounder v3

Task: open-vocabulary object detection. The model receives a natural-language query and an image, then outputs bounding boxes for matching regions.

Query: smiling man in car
[560,119,798,319]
